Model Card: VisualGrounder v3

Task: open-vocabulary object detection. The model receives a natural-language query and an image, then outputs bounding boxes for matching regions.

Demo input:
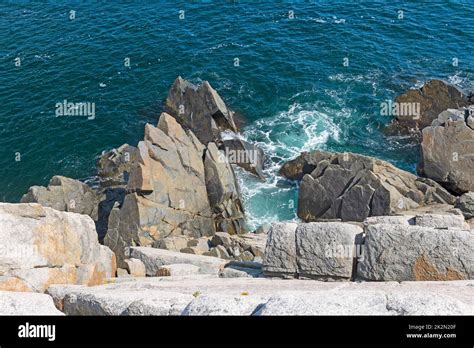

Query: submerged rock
[281,150,455,222]
[418,106,474,194]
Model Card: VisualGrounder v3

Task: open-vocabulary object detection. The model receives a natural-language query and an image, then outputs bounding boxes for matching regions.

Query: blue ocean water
[1,2,473,229]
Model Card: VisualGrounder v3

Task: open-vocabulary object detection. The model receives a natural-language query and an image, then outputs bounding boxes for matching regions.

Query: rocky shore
[1,78,473,315]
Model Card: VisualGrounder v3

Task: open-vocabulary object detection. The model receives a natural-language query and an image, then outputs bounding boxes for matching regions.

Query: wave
[238,101,344,230]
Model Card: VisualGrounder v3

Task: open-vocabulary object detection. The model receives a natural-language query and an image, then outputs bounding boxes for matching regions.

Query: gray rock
[182,294,266,315]
[20,175,97,217]
[419,107,474,193]
[156,264,201,277]
[415,213,470,229]
[0,291,64,315]
[165,76,238,145]
[357,224,473,281]
[455,192,474,219]
[386,291,470,315]
[204,245,231,259]
[296,222,363,280]
[262,223,298,277]
[281,150,455,222]
[204,142,247,235]
[96,143,138,187]
[129,247,226,276]
[222,138,265,179]
[390,79,469,131]
[254,291,390,315]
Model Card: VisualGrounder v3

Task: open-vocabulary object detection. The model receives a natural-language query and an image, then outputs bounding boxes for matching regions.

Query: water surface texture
[1,2,473,229]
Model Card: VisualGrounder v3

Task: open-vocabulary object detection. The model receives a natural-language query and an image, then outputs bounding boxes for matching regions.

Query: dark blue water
[1,1,473,228]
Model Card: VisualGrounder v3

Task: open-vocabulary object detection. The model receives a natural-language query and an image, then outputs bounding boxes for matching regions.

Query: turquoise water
[1,2,473,229]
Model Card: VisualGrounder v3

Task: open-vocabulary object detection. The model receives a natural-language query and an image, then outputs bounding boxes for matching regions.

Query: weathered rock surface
[21,176,98,218]
[165,76,238,145]
[104,113,216,266]
[296,223,363,280]
[221,138,265,179]
[0,203,116,292]
[357,224,473,281]
[129,247,227,276]
[0,291,64,315]
[262,223,298,277]
[46,278,473,316]
[204,142,247,235]
[280,150,455,222]
[105,113,248,267]
[156,264,201,277]
[390,80,469,131]
[419,106,474,194]
[263,222,363,280]
[456,192,474,219]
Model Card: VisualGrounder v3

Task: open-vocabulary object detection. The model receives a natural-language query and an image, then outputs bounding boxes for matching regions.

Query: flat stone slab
[129,247,227,276]
[45,278,473,316]
[0,291,64,315]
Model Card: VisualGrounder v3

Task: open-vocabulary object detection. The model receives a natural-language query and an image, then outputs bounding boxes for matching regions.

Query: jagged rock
[204,142,247,234]
[455,192,474,219]
[185,237,210,255]
[221,138,265,179]
[204,245,230,259]
[129,247,226,276]
[357,223,473,281]
[0,203,116,292]
[262,223,298,277]
[156,264,201,277]
[104,113,216,267]
[124,258,146,277]
[165,76,238,145]
[281,150,455,222]
[20,175,98,218]
[210,232,233,248]
[419,106,474,194]
[97,143,138,187]
[0,291,64,315]
[390,80,469,131]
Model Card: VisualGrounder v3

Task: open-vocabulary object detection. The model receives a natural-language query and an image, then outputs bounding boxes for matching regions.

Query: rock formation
[418,106,474,194]
[389,79,469,132]
[263,212,472,282]
[104,113,247,267]
[280,150,455,222]
[165,76,239,145]
[0,203,116,292]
